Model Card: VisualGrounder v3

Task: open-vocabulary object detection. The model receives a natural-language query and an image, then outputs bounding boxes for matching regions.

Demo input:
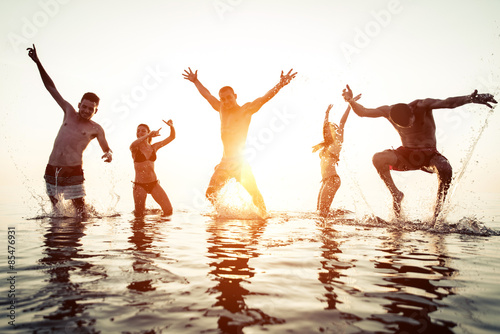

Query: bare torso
[389,100,437,149]
[132,143,158,183]
[48,111,101,166]
[219,103,255,158]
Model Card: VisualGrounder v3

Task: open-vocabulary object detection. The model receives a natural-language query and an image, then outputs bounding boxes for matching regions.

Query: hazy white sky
[1,0,499,215]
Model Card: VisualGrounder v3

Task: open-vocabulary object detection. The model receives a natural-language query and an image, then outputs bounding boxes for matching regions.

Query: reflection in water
[33,217,100,332]
[8,210,497,333]
[127,218,159,292]
[372,230,457,333]
[126,216,186,298]
[317,222,361,324]
[206,218,284,333]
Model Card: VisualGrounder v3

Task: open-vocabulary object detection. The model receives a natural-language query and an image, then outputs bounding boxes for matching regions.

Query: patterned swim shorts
[44,164,85,200]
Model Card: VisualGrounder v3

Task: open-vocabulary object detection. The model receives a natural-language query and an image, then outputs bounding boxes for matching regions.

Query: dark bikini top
[133,148,157,163]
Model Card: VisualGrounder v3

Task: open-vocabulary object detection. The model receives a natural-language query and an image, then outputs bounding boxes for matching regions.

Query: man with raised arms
[183,68,297,216]
[342,84,496,220]
[28,45,113,216]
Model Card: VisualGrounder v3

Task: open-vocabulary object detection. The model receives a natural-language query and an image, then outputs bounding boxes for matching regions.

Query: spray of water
[339,157,377,218]
[441,106,496,221]
[212,179,264,220]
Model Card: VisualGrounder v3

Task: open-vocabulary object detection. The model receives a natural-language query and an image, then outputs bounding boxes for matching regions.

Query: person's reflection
[316,221,361,326]
[37,217,97,331]
[372,230,457,333]
[206,218,283,333]
[127,217,157,292]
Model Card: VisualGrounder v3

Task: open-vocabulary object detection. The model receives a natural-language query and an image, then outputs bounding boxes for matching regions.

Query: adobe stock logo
[244,105,296,162]
[8,0,72,53]
[111,65,170,122]
[213,0,243,20]
[340,0,403,63]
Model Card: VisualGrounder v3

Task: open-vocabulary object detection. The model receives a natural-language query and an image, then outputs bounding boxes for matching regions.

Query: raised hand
[342,85,354,102]
[27,44,39,63]
[182,68,198,83]
[149,128,162,138]
[470,89,497,108]
[163,119,173,127]
[325,104,333,115]
[278,69,297,87]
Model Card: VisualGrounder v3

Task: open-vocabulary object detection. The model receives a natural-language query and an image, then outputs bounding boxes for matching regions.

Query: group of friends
[27,45,498,220]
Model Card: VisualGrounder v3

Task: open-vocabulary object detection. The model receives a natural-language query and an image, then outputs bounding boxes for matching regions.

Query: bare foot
[392,191,404,218]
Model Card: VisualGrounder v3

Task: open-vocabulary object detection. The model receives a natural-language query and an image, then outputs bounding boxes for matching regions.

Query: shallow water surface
[1,206,500,333]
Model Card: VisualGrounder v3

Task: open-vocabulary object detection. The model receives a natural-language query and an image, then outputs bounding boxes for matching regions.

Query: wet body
[342,85,497,220]
[27,44,112,216]
[183,68,296,216]
[131,120,175,217]
[314,94,361,217]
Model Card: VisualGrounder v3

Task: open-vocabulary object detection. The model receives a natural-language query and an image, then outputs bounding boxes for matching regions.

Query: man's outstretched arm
[96,125,112,163]
[248,69,297,113]
[419,90,498,110]
[183,68,220,111]
[27,44,72,113]
[342,85,389,118]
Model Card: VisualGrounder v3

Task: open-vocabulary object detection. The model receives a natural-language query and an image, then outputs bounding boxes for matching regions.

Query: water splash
[323,213,499,236]
[211,179,264,220]
[28,194,121,220]
[441,106,496,221]
[339,157,376,217]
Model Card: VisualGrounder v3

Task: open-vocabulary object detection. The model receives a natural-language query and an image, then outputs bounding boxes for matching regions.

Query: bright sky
[1,0,499,216]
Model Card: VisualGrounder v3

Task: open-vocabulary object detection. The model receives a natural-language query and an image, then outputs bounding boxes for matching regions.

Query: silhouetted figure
[28,44,112,216]
[130,120,175,216]
[183,68,296,216]
[342,84,496,220]
[314,94,361,217]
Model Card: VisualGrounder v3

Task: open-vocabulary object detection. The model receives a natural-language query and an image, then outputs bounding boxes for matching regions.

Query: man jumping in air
[342,84,496,220]
[183,68,297,216]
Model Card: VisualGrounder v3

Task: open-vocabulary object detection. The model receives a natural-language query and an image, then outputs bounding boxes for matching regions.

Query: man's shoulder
[240,102,258,114]
[410,99,435,111]
[61,102,77,116]
[88,119,104,132]
[222,103,253,115]
[73,118,104,134]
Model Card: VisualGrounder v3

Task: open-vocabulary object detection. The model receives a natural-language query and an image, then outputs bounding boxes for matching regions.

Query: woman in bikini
[131,119,175,216]
[313,94,360,217]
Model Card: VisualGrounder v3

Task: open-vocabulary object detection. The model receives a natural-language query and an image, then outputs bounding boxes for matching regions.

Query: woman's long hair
[137,124,152,144]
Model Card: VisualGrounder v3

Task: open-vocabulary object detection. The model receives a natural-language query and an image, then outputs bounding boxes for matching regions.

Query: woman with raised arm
[131,119,175,217]
[313,94,361,217]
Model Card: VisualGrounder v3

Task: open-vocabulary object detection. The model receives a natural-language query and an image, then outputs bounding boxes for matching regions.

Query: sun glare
[213,180,263,219]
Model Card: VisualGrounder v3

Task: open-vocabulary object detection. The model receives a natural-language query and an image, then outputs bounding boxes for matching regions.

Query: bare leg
[133,184,148,217]
[72,198,86,217]
[316,184,323,211]
[150,183,173,216]
[206,169,230,205]
[240,165,267,215]
[317,175,341,217]
[47,195,63,216]
[48,196,58,208]
[373,151,404,218]
[429,155,452,220]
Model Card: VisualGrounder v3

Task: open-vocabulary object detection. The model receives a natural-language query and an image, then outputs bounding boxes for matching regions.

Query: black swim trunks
[387,146,445,172]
